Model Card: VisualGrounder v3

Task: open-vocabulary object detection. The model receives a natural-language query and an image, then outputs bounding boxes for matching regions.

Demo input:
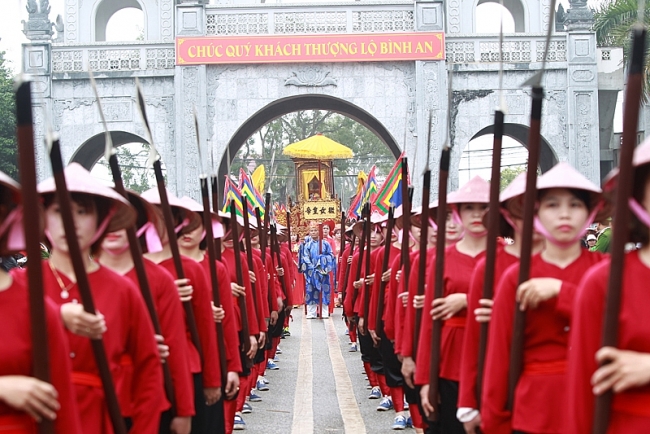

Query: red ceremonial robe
[458,246,518,411]
[220,248,260,336]
[251,254,269,333]
[123,259,194,418]
[415,245,485,385]
[481,250,604,434]
[42,264,166,434]
[199,256,243,374]
[383,254,403,342]
[400,248,435,359]
[368,245,400,332]
[0,274,83,434]
[157,257,221,389]
[566,251,650,433]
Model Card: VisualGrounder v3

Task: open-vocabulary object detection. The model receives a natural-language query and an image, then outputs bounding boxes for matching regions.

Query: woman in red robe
[566,139,650,433]
[415,176,491,434]
[38,163,166,433]
[456,173,544,433]
[0,170,82,434]
[480,162,606,434]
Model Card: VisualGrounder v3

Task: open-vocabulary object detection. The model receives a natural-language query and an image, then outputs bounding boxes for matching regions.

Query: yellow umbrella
[283,133,354,159]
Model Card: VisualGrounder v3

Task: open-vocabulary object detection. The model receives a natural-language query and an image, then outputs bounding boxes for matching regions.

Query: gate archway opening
[459,123,559,186]
[218,95,403,204]
[71,131,165,192]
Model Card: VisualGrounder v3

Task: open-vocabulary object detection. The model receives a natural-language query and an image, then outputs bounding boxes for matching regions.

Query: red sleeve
[241,253,260,336]
[252,256,269,333]
[279,250,293,306]
[555,281,578,319]
[186,261,222,389]
[264,255,279,313]
[458,258,486,410]
[45,297,84,433]
[400,252,421,358]
[337,246,350,293]
[143,263,195,417]
[367,248,385,331]
[123,279,167,433]
[480,264,519,434]
[344,253,359,317]
[414,260,435,385]
[216,260,243,374]
[565,261,608,433]
[383,255,402,341]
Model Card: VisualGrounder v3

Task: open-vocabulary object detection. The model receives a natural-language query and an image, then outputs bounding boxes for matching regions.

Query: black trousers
[357,326,384,373]
[438,378,465,434]
[378,327,404,388]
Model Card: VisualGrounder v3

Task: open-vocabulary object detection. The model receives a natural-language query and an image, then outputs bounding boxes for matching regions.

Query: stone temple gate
[21,0,626,200]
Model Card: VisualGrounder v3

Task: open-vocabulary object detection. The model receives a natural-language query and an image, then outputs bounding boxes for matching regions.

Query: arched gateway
[21,0,617,201]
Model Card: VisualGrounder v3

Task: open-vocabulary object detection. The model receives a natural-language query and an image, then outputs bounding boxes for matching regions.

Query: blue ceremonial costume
[298,236,335,306]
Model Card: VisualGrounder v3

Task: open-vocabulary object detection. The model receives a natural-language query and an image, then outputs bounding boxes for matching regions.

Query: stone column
[22,0,54,180]
[413,0,447,203]
[175,1,208,199]
[564,0,601,183]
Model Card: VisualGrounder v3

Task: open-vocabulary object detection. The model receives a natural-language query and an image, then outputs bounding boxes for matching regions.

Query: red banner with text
[176,33,445,65]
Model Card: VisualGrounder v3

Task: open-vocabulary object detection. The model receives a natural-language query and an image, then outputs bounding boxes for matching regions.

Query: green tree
[95,143,160,194]
[593,0,650,99]
[500,165,526,191]
[0,51,18,180]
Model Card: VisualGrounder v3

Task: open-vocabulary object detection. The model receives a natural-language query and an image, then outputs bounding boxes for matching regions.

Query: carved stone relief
[575,92,593,170]
[285,67,337,87]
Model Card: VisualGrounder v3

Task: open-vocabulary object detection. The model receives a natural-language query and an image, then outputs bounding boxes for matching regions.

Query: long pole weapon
[210,149,223,261]
[374,205,395,334]
[362,204,372,330]
[413,111,433,358]
[15,79,54,434]
[230,199,253,359]
[351,204,369,316]
[46,132,127,434]
[193,108,229,391]
[507,0,557,409]
[135,79,204,365]
[318,222,324,317]
[256,207,275,321]
[90,71,176,414]
[271,224,292,311]
[242,197,261,325]
[593,15,646,434]
[339,211,346,301]
[341,233,356,306]
[476,3,507,406]
[428,67,455,417]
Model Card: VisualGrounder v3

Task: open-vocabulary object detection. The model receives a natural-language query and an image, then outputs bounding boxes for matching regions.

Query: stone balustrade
[51,43,176,74]
[446,33,567,64]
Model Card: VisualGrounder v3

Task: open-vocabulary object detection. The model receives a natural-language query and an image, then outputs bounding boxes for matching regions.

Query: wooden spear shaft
[593,26,646,434]
[476,108,505,407]
[427,146,451,417]
[241,198,261,321]
[319,223,324,317]
[200,176,229,387]
[230,200,252,357]
[271,225,291,306]
[48,139,127,434]
[351,206,369,314]
[362,207,372,328]
[211,176,222,261]
[375,206,395,334]
[507,85,544,410]
[341,233,356,306]
[412,168,431,358]
[256,207,275,319]
[152,159,204,365]
[108,154,176,414]
[15,80,54,434]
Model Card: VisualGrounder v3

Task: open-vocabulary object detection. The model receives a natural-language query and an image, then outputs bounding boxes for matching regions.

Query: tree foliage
[500,165,526,191]
[0,51,18,180]
[95,143,160,194]
[593,0,650,100]
[231,110,396,205]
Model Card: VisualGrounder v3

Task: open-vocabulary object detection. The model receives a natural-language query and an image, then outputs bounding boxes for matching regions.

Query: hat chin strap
[0,206,25,251]
[451,207,468,240]
[533,204,601,248]
[174,217,190,234]
[89,207,117,245]
[500,208,520,234]
[136,222,163,253]
[629,198,650,228]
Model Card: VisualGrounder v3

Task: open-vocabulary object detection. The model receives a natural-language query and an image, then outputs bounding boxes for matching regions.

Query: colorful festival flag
[374,154,407,215]
[347,166,378,219]
[222,176,244,216]
[238,168,265,217]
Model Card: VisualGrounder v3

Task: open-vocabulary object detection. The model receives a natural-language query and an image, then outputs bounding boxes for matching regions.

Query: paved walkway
[241,307,411,433]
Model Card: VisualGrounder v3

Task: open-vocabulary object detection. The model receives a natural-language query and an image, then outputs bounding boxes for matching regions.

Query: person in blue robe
[298,223,335,318]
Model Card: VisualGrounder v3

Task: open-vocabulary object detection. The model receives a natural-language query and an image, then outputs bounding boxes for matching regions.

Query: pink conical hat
[537,162,601,194]
[603,137,650,191]
[141,187,188,210]
[410,200,440,228]
[448,176,490,204]
[38,163,136,233]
